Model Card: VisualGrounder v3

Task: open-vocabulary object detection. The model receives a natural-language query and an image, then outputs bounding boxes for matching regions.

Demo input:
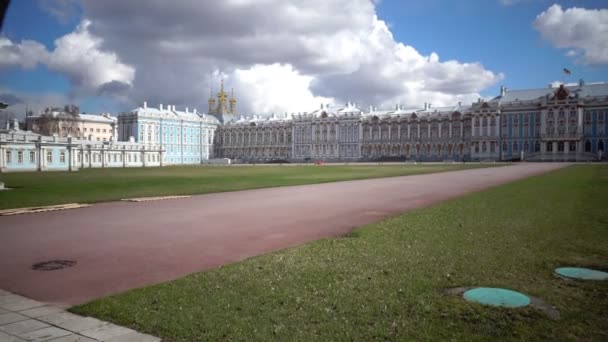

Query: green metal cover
[555,267,608,281]
[463,287,530,308]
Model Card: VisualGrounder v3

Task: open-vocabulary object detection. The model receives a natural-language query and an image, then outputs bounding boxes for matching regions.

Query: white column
[487,116,492,136]
[397,125,401,141]
[471,117,476,137]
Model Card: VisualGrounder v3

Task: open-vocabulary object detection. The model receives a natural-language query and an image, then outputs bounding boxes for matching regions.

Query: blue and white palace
[1,80,607,172]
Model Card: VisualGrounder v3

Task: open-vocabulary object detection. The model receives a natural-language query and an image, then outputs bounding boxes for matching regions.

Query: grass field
[71,165,608,341]
[0,164,493,210]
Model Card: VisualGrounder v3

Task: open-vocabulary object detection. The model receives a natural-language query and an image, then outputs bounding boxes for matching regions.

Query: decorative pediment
[555,84,569,100]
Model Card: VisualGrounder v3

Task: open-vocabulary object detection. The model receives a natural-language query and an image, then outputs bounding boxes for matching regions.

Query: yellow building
[26,110,117,142]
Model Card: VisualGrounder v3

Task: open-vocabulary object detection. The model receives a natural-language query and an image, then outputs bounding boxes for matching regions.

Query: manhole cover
[463,287,530,308]
[31,260,76,271]
[555,267,608,280]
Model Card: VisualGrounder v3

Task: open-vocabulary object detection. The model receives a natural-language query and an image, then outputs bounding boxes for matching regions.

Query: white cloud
[0,20,135,97]
[46,20,135,92]
[4,0,503,114]
[534,4,608,65]
[0,38,48,69]
[232,63,334,114]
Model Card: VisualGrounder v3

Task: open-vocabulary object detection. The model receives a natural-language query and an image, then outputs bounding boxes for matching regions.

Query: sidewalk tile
[79,324,133,341]
[1,298,44,311]
[0,319,49,335]
[106,331,161,342]
[19,306,64,318]
[18,326,72,342]
[0,330,27,341]
[0,312,29,325]
[44,334,98,341]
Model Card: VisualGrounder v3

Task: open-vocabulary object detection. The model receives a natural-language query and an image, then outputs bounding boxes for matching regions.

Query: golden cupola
[208,87,216,114]
[229,88,236,115]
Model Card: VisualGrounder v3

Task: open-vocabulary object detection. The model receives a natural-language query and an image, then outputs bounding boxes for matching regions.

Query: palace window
[513,115,519,127]
[599,140,605,152]
[17,151,23,163]
[570,141,576,152]
[46,151,53,163]
[97,128,100,133]
[558,141,564,152]
[585,112,591,124]
[535,141,540,152]
[30,151,35,163]
[547,142,553,152]
[474,142,479,153]
[513,142,519,152]
[502,142,508,152]
[6,150,12,163]
[585,140,591,152]
[77,153,81,163]
[60,152,66,163]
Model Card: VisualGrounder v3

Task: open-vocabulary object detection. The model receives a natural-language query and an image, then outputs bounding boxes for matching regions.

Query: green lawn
[71,165,608,341]
[0,164,492,209]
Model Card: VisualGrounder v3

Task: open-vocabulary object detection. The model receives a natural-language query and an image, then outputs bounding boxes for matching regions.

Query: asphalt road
[0,163,568,306]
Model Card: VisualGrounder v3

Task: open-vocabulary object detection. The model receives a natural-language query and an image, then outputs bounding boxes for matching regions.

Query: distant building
[26,107,117,142]
[215,81,608,162]
[117,102,219,165]
[1,119,162,172]
[2,80,607,172]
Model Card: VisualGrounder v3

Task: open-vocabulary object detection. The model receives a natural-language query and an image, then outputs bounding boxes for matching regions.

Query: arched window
[558,141,564,152]
[524,141,529,152]
[599,140,605,152]
[585,140,591,152]
[59,152,66,163]
[46,151,53,163]
[503,142,508,152]
[513,142,519,152]
[535,141,540,152]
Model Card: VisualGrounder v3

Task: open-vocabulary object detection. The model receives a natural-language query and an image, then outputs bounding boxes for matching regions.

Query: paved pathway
[0,163,568,306]
[0,289,159,341]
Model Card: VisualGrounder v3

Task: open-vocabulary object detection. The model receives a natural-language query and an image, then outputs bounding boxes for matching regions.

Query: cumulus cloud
[0,20,134,96]
[4,0,503,114]
[233,63,334,114]
[534,4,608,65]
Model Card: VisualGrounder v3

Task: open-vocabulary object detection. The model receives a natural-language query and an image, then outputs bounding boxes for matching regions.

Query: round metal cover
[463,287,530,308]
[31,260,76,271]
[555,267,608,281]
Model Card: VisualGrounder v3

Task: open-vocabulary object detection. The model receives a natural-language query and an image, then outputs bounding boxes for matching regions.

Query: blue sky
[376,0,608,94]
[1,0,607,115]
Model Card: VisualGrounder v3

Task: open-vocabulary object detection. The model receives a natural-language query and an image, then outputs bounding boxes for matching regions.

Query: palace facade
[214,81,608,162]
[1,80,607,172]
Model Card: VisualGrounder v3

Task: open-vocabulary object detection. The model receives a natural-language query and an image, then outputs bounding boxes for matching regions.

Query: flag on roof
[563,68,571,75]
